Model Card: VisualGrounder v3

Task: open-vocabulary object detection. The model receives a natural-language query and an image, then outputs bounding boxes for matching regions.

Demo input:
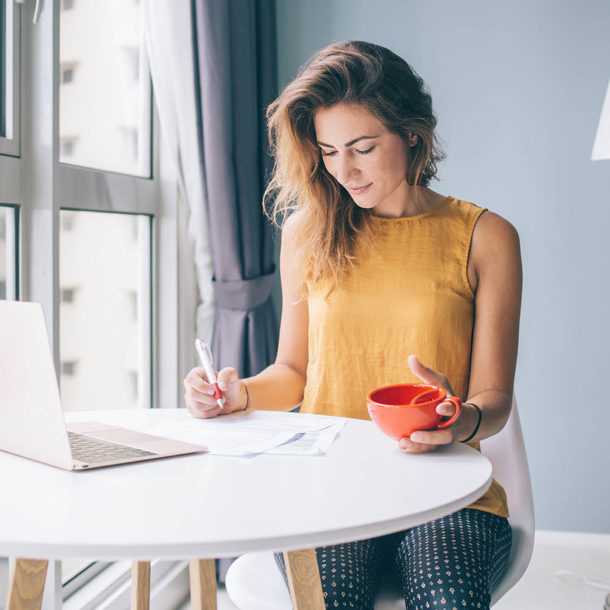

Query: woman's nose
[335,154,358,184]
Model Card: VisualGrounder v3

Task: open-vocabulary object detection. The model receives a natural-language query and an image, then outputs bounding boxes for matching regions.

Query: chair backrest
[480,397,535,605]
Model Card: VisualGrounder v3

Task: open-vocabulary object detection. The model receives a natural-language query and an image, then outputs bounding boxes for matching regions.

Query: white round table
[0,409,492,608]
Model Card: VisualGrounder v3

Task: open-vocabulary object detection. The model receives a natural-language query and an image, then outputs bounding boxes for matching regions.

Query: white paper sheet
[150,410,346,456]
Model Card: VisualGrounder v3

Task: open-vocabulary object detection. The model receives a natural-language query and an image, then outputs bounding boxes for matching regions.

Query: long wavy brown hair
[264,40,445,295]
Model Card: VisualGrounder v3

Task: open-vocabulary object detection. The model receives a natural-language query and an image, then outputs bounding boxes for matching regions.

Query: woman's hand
[399,355,462,454]
[183,366,248,418]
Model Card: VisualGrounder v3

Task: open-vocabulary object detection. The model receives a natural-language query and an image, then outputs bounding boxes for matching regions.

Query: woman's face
[313,103,413,217]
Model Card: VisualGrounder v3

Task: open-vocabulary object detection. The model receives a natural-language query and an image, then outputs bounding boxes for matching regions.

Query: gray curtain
[192,0,278,377]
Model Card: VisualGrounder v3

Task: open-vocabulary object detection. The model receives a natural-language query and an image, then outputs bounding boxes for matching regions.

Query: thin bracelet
[239,383,250,412]
[460,402,482,443]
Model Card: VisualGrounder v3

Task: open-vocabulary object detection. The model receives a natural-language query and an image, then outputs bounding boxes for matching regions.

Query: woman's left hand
[399,355,462,454]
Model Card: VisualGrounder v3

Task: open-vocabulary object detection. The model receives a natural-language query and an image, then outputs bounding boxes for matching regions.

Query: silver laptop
[0,300,206,470]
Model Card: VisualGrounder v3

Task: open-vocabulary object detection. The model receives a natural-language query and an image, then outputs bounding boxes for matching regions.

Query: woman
[184,40,522,610]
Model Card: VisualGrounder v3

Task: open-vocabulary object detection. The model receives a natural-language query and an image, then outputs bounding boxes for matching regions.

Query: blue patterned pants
[275,508,512,610]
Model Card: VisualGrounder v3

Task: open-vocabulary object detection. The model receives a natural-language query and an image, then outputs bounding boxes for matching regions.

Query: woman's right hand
[183,366,247,418]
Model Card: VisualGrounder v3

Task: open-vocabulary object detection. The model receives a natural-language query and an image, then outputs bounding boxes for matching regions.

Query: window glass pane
[0,208,6,299]
[0,557,7,604]
[59,0,151,176]
[0,0,17,148]
[0,0,6,138]
[59,210,151,411]
[0,205,17,300]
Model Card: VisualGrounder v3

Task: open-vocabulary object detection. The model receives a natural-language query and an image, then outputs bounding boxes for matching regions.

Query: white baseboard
[535,530,610,550]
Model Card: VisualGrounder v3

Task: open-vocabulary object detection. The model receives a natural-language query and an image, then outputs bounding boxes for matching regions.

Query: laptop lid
[0,300,74,469]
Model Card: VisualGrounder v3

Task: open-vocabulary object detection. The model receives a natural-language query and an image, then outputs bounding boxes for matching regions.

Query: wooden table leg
[7,559,48,610]
[189,559,217,610]
[131,561,151,610]
[284,549,325,610]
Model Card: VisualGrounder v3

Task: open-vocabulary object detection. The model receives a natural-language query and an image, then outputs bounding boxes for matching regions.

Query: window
[0,0,19,155]
[60,137,77,157]
[0,205,18,300]
[0,0,6,138]
[61,211,77,231]
[61,361,77,376]
[59,210,152,412]
[0,0,182,604]
[60,64,76,84]
[129,370,138,400]
[127,288,138,321]
[118,126,139,163]
[61,287,76,303]
[59,1,151,176]
[123,46,140,82]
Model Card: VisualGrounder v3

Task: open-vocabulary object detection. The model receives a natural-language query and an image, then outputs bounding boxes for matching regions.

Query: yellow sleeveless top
[301,196,508,518]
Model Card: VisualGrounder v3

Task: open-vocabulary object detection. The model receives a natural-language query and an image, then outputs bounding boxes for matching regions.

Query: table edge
[0,473,492,560]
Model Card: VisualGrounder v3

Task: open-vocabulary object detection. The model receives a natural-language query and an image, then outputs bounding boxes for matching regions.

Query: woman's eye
[320,150,337,157]
[356,146,375,154]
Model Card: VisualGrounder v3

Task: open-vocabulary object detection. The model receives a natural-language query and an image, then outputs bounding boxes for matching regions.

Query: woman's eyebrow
[317,135,378,148]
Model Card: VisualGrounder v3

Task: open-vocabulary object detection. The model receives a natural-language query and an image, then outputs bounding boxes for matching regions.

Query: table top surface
[0,409,492,560]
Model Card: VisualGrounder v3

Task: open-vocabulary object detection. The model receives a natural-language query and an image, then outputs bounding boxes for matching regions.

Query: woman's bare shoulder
[471,210,522,280]
[474,210,520,252]
[281,209,303,236]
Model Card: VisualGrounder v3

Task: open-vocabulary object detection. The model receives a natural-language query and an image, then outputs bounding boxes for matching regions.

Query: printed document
[150,410,346,457]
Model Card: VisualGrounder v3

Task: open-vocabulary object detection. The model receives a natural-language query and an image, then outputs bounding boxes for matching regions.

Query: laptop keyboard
[68,432,156,463]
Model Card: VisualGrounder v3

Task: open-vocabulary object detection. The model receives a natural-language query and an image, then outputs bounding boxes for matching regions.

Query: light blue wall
[275,0,610,534]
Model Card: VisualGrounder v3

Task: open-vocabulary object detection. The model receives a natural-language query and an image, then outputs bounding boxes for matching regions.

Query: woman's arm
[184,215,309,417]
[458,210,522,442]
[240,215,309,411]
[400,211,522,451]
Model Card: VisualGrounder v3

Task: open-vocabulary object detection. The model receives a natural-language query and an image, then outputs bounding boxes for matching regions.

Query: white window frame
[18,0,181,404]
[0,0,20,156]
[1,1,188,606]
[0,1,23,306]
[0,203,19,299]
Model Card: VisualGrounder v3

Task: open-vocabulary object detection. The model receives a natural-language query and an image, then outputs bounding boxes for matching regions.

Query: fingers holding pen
[189,341,249,415]
[184,365,249,417]
[184,367,223,418]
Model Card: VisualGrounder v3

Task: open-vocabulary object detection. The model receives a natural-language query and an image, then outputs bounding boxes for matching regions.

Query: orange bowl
[367,383,460,440]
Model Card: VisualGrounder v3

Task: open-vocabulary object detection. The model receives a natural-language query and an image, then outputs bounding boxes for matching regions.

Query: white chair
[484,399,535,606]
[225,398,535,609]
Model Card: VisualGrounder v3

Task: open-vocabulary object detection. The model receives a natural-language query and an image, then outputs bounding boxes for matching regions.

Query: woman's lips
[346,183,373,195]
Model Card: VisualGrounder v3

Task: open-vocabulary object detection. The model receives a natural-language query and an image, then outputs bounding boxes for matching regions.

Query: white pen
[195,338,224,410]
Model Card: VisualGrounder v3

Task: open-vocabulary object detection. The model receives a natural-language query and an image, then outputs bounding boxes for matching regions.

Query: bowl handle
[436,396,462,428]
